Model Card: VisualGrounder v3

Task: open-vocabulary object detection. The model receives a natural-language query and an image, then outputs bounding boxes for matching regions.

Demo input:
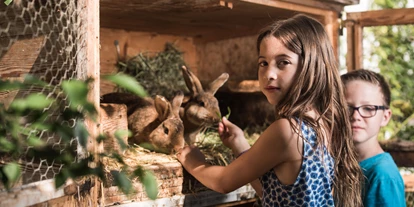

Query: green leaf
[96,134,107,143]
[0,79,25,91]
[111,171,132,194]
[3,162,20,186]
[0,137,15,152]
[114,130,130,151]
[62,80,89,108]
[10,94,52,111]
[55,170,68,189]
[140,171,158,200]
[26,136,46,148]
[75,120,89,149]
[132,167,158,200]
[4,0,12,6]
[225,106,231,119]
[102,73,148,97]
[111,153,125,164]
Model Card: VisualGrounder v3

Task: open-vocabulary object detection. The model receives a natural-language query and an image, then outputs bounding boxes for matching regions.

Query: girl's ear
[380,108,392,127]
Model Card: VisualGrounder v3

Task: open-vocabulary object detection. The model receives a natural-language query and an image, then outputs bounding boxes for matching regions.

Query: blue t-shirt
[259,121,335,207]
[360,152,406,207]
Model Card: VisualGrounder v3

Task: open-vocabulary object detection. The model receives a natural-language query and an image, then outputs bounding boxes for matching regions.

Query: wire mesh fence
[0,0,85,188]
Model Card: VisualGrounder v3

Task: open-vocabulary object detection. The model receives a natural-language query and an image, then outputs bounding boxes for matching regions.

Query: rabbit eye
[199,101,205,107]
[164,127,169,135]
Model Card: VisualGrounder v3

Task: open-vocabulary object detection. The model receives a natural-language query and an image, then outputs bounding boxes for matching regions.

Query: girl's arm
[176,118,302,194]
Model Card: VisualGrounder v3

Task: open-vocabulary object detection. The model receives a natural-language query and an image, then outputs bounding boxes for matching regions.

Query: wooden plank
[99,103,128,154]
[109,185,256,207]
[195,35,258,84]
[0,36,45,78]
[347,8,414,27]
[0,179,65,207]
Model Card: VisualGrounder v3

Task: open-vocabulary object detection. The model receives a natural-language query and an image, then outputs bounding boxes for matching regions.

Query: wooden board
[100,103,129,154]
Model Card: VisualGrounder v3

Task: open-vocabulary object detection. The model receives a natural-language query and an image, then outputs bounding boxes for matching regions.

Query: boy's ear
[380,108,392,127]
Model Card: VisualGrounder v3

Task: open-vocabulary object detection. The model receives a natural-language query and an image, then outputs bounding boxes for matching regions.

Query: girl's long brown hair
[257,14,363,207]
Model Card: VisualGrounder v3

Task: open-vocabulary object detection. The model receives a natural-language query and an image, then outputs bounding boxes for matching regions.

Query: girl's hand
[218,117,250,154]
[176,145,206,171]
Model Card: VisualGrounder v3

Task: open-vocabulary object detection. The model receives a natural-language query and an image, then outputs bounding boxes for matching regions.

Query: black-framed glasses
[348,105,389,118]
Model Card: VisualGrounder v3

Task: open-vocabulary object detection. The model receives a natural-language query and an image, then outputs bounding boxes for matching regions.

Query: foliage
[365,0,414,141]
[0,73,158,200]
[116,42,189,100]
[4,0,12,6]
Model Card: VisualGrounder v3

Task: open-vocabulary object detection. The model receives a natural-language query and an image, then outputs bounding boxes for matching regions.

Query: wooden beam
[278,0,345,13]
[240,0,335,17]
[347,8,414,27]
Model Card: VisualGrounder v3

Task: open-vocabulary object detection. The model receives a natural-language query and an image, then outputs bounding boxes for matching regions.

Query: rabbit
[101,91,185,154]
[180,66,229,145]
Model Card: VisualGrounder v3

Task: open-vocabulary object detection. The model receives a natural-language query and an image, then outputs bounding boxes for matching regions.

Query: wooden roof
[100,0,359,42]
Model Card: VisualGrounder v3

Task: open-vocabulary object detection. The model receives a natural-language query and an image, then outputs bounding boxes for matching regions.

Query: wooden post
[77,0,100,206]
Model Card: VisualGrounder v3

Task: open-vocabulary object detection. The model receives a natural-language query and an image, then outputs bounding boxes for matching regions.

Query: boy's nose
[350,109,362,120]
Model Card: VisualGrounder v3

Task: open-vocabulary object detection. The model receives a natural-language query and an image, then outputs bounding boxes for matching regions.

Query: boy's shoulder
[361,153,402,180]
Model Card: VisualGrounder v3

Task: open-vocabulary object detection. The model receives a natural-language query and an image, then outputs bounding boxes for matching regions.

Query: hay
[101,129,259,192]
[116,43,189,100]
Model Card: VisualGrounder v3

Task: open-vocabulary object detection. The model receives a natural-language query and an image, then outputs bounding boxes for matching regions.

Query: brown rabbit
[103,91,185,154]
[180,66,229,145]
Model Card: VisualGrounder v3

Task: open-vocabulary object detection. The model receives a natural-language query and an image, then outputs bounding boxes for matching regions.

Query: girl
[176,14,363,207]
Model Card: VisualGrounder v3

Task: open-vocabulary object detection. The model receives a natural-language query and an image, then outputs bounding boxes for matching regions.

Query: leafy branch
[0,73,157,200]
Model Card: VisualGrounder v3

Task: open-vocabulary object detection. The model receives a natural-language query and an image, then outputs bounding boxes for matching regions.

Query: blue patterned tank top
[259,120,335,207]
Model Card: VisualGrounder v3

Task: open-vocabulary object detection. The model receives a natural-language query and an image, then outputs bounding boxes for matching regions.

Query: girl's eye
[277,60,291,67]
[258,61,268,67]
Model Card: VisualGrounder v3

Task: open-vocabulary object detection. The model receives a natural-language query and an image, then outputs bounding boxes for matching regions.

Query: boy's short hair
[341,69,391,107]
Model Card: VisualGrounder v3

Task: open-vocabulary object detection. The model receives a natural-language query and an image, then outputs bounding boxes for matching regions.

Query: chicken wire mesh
[0,0,88,188]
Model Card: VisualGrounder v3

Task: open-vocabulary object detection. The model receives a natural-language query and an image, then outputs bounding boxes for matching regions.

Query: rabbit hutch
[1,0,413,206]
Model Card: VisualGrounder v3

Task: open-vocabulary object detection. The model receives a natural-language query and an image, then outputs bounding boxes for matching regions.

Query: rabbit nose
[212,122,219,128]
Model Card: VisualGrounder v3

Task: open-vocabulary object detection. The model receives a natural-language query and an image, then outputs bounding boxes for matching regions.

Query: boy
[341,69,406,207]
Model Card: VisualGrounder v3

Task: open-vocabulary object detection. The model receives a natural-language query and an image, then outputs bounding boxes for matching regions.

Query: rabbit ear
[154,95,172,121]
[207,73,229,95]
[182,65,204,95]
[171,91,184,117]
